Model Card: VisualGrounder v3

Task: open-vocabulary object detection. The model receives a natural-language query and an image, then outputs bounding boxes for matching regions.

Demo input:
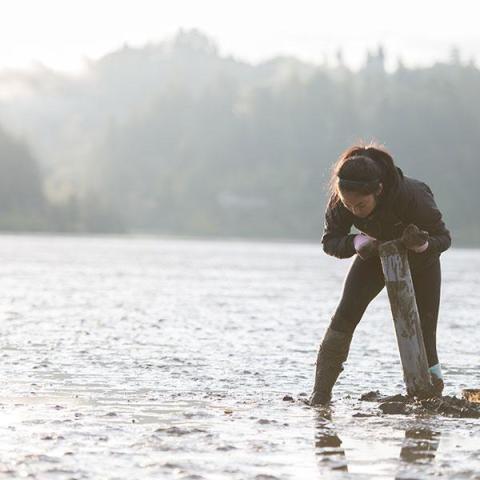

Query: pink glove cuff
[354,234,373,251]
[411,240,429,253]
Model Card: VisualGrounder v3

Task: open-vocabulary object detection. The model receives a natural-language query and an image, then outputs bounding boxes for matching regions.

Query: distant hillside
[0,126,48,230]
[0,30,479,244]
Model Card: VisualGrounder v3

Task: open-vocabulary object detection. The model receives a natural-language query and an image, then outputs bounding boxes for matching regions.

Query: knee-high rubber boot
[309,327,353,406]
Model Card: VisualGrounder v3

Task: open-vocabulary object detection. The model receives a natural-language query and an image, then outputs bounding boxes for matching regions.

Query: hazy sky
[2,0,479,73]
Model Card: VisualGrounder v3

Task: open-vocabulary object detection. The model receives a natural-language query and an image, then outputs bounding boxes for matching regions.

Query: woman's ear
[376,183,383,195]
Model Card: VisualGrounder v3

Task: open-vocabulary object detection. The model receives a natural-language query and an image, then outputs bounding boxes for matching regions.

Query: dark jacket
[321,166,451,269]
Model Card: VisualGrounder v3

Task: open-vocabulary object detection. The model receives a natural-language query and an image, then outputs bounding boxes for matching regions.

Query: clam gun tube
[379,240,435,397]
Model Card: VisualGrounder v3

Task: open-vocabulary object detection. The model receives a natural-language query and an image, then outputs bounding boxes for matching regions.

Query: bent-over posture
[309,143,451,406]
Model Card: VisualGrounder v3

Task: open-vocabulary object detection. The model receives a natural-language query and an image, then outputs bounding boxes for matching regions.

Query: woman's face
[339,185,383,218]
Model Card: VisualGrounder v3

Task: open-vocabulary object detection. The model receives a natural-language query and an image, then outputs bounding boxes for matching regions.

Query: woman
[309,142,451,406]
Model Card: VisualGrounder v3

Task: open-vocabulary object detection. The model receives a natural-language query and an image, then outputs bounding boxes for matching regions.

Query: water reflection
[399,427,441,462]
[313,409,348,473]
[395,426,441,479]
[313,414,441,478]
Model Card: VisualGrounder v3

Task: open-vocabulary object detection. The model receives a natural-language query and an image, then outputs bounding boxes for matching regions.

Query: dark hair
[328,141,399,206]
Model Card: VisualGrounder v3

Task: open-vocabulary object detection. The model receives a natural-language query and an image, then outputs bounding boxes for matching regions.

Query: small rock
[155,426,207,436]
[360,390,381,401]
[282,395,294,402]
[257,419,271,424]
[379,402,408,415]
[216,445,237,451]
[382,393,408,403]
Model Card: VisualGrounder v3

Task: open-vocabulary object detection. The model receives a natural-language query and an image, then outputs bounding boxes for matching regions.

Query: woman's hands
[401,224,429,252]
[355,224,429,259]
[354,234,381,260]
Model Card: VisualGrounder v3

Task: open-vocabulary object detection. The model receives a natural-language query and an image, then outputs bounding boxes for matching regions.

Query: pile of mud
[359,391,480,418]
[299,391,480,418]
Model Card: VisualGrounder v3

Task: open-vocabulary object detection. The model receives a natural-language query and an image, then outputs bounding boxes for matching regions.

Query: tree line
[0,30,478,245]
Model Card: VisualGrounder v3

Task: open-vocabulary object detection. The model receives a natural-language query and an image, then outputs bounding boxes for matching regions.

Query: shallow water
[0,234,478,480]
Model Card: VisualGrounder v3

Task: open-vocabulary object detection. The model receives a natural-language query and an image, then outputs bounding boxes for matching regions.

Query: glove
[354,234,381,260]
[400,224,429,252]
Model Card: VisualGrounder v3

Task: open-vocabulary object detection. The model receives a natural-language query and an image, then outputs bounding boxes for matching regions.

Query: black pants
[330,254,441,367]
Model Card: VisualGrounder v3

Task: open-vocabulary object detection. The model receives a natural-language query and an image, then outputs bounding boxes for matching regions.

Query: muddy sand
[0,235,478,479]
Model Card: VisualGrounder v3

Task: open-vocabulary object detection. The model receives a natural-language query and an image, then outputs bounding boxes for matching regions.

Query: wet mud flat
[0,235,479,479]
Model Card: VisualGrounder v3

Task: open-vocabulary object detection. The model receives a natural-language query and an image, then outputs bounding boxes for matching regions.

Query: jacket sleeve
[406,182,452,255]
[321,198,357,259]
